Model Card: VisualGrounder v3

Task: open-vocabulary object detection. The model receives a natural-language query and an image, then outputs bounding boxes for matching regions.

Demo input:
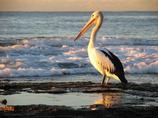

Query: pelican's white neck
[88,20,102,49]
[88,27,97,48]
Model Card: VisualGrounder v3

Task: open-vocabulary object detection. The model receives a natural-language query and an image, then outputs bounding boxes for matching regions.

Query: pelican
[74,11,128,86]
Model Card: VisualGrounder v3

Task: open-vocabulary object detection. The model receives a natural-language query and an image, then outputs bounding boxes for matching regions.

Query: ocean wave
[0,36,158,77]
[1,36,158,47]
[100,36,158,46]
[125,61,158,74]
[0,67,96,77]
[1,61,158,78]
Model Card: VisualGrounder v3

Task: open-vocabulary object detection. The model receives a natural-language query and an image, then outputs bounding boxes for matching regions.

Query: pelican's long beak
[74,18,95,41]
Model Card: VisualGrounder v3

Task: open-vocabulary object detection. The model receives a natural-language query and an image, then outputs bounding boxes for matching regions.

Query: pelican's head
[75,11,103,41]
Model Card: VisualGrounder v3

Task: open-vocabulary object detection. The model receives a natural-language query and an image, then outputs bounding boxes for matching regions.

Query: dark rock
[0,99,7,105]
[0,105,158,118]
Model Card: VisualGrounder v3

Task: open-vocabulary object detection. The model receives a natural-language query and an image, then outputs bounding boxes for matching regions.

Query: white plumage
[88,48,115,75]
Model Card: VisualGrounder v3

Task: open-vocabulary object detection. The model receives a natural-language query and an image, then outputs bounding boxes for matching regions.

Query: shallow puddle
[1,91,157,108]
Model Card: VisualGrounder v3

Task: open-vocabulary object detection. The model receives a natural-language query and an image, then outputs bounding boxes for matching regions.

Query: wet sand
[0,78,158,117]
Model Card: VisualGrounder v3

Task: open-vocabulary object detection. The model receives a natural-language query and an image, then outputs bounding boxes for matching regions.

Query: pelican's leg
[105,78,110,85]
[101,75,106,86]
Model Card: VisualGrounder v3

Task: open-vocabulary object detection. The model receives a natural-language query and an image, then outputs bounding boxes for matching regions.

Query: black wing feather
[100,49,128,84]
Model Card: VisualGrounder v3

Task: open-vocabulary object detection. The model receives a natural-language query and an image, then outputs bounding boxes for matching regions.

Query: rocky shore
[0,81,158,118]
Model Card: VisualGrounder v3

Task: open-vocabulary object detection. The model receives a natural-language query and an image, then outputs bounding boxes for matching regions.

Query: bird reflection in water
[94,92,121,109]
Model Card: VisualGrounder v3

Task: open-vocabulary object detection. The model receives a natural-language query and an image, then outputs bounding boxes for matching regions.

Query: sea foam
[0,37,158,77]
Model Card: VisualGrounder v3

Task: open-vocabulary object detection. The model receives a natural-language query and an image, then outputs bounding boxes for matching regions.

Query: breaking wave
[0,36,158,77]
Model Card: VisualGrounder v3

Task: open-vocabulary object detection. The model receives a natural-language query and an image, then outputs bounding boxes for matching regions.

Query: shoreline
[1,77,158,117]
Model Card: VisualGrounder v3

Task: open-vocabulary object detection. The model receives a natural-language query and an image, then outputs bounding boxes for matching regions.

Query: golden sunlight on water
[0,64,5,69]
[94,92,122,108]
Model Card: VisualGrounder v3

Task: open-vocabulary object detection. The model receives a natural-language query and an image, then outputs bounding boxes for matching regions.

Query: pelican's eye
[91,14,95,18]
